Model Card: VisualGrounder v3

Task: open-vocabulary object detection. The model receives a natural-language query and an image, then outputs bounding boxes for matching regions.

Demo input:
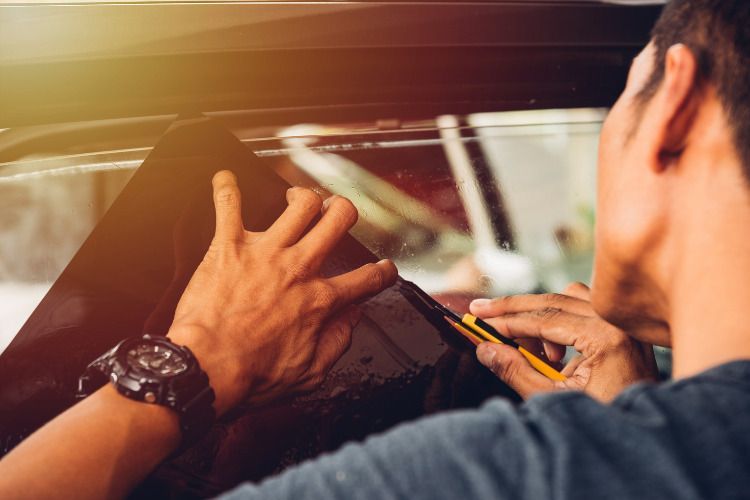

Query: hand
[168,171,398,415]
[470,283,658,402]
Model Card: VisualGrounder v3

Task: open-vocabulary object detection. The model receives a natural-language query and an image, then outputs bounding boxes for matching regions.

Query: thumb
[476,342,556,399]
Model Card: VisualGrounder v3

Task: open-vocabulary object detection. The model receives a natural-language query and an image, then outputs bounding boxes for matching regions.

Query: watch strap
[164,363,216,448]
[77,336,216,452]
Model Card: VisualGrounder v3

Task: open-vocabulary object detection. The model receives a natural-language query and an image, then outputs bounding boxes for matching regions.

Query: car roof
[0,0,662,126]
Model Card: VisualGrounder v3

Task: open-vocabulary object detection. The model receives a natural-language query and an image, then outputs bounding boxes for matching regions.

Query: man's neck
[669,191,750,379]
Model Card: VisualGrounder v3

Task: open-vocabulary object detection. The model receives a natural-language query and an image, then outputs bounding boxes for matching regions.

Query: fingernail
[542,342,554,360]
[322,195,338,210]
[471,298,491,309]
[476,343,496,367]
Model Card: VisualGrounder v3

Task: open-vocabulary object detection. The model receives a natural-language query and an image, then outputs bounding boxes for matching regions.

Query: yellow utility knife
[461,314,567,382]
[397,277,566,383]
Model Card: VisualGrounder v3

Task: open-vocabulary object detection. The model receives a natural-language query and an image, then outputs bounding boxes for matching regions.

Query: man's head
[591,0,750,345]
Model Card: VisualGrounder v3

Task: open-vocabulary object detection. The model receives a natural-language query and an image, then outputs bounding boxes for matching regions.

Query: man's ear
[647,44,701,171]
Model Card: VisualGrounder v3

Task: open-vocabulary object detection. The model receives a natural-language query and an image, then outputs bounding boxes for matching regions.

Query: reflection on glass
[0,108,605,355]
[0,153,141,353]
[254,108,604,311]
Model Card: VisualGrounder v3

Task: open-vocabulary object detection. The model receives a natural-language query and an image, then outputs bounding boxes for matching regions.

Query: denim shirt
[218,361,750,500]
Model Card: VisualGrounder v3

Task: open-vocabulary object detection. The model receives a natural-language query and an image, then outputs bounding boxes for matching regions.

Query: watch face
[127,342,189,377]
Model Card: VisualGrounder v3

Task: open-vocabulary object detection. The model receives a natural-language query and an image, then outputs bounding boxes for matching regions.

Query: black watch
[77,334,216,449]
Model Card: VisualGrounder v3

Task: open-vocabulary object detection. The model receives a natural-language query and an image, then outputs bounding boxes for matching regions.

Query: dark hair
[638,0,750,171]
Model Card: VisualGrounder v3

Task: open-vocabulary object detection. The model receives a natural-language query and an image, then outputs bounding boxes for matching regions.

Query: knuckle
[300,313,322,332]
[314,283,339,310]
[494,295,514,308]
[364,263,386,291]
[286,261,312,281]
[214,186,240,208]
[497,355,521,382]
[211,241,241,262]
[536,306,562,321]
[544,293,567,306]
[487,295,516,314]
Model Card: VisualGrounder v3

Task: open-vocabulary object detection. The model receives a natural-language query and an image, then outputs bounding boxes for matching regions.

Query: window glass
[0,108,604,355]
[252,108,603,308]
[0,151,142,353]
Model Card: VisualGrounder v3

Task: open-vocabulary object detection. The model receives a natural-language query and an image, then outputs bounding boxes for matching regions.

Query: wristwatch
[77,334,216,449]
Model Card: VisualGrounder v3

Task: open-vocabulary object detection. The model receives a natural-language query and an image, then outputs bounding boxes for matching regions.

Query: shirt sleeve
[215,370,749,500]
[215,397,556,500]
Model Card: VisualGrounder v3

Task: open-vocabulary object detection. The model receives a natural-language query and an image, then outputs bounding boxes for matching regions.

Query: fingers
[476,343,555,399]
[212,170,245,242]
[264,187,323,247]
[561,353,586,377]
[470,292,594,320]
[297,196,359,269]
[562,282,591,301]
[309,306,362,382]
[542,341,567,363]
[327,259,398,307]
[261,190,360,275]
[482,309,587,348]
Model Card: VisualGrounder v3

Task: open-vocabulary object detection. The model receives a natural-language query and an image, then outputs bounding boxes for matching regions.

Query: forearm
[0,174,396,500]
[0,385,180,500]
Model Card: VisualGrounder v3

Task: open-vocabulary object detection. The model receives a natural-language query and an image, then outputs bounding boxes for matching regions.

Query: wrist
[98,383,182,452]
[167,324,244,416]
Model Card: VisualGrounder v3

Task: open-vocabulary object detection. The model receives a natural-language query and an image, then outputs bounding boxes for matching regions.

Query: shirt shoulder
[517,360,750,499]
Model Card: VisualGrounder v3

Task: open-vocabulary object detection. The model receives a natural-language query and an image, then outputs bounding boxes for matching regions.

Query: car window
[0,108,603,355]
[250,108,602,304]
[4,108,678,493]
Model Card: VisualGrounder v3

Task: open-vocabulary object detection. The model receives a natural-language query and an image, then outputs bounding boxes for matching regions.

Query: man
[1,0,749,498]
